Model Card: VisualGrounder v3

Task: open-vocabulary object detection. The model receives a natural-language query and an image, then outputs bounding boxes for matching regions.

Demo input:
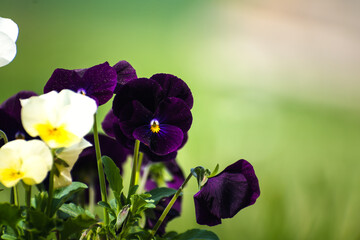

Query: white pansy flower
[54,138,92,189]
[20,89,97,149]
[0,139,53,187]
[0,17,18,67]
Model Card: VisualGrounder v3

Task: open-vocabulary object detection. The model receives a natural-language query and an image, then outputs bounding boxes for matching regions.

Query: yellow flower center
[150,119,160,133]
[1,168,24,182]
[35,122,78,147]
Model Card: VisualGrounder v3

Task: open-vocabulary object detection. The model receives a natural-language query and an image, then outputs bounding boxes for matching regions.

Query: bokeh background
[1,0,360,239]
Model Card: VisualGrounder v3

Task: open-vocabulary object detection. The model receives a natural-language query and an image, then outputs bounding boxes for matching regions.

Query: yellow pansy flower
[0,139,52,187]
[20,89,97,149]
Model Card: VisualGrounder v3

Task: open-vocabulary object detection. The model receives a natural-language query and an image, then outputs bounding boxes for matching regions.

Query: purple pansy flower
[112,76,193,156]
[194,159,260,226]
[44,62,117,106]
[0,91,38,146]
[143,158,185,235]
[113,60,137,92]
[102,109,185,162]
[71,134,129,203]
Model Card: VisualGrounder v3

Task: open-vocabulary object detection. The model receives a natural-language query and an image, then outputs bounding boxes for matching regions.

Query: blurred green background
[1,0,360,239]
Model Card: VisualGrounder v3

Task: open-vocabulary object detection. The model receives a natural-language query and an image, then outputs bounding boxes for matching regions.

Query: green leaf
[0,203,22,235]
[59,203,94,219]
[97,201,116,218]
[174,229,219,240]
[51,182,87,216]
[208,164,219,178]
[131,193,154,215]
[33,191,48,212]
[128,185,139,198]
[25,209,57,236]
[102,156,123,193]
[1,234,18,240]
[147,187,177,204]
[60,214,97,240]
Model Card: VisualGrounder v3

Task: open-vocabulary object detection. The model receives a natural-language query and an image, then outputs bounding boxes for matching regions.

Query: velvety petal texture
[194,159,260,226]
[44,62,117,106]
[113,60,137,92]
[0,17,18,67]
[0,91,38,146]
[150,74,193,109]
[112,77,193,157]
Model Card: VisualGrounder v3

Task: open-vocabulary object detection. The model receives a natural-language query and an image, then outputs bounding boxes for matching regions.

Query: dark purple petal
[112,78,163,116]
[151,73,193,109]
[0,91,37,124]
[0,91,38,146]
[133,124,183,155]
[141,146,178,162]
[154,97,192,133]
[193,159,260,226]
[119,100,153,139]
[44,62,117,105]
[102,109,118,138]
[164,160,185,189]
[113,60,137,92]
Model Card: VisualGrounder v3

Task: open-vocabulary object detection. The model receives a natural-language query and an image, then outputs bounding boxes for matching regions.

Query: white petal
[57,138,92,168]
[21,90,97,148]
[54,167,72,189]
[0,17,18,42]
[21,140,53,171]
[56,90,97,138]
[0,32,16,67]
[20,92,53,137]
[0,140,52,187]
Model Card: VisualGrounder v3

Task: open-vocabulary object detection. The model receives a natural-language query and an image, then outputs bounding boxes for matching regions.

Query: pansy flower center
[15,131,25,140]
[77,88,87,95]
[1,168,24,182]
[35,122,78,147]
[150,119,160,133]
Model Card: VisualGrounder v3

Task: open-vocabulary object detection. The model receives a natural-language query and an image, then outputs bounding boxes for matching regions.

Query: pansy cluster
[0,17,260,240]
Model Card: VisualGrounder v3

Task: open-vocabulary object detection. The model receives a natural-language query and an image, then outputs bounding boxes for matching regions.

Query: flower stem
[23,182,31,208]
[0,129,8,144]
[135,152,143,186]
[12,185,19,206]
[46,165,55,216]
[128,139,140,196]
[149,172,193,239]
[93,114,109,225]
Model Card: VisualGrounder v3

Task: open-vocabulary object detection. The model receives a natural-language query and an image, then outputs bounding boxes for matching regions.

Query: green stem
[0,129,8,144]
[23,183,31,208]
[46,165,55,216]
[149,172,193,239]
[12,185,19,206]
[128,139,140,196]
[93,114,109,225]
[135,152,143,186]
